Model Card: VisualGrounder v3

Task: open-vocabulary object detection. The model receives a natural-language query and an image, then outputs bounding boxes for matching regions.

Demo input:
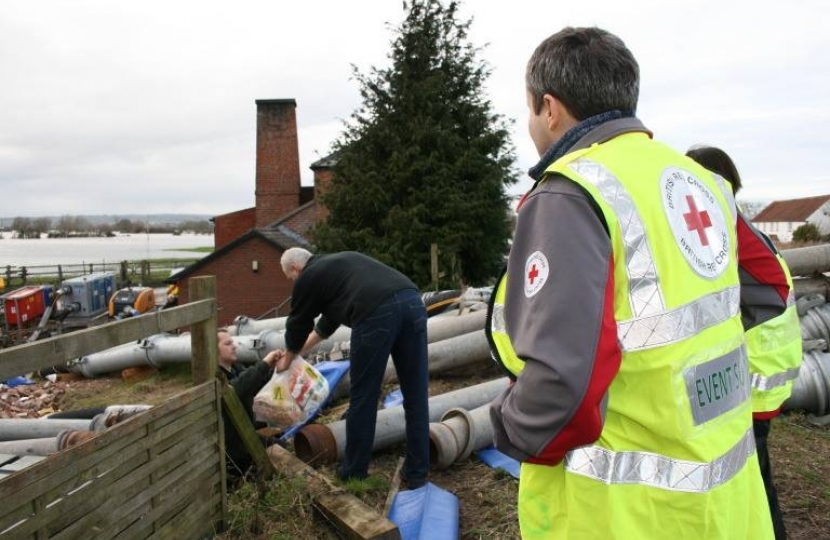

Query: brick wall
[255,99,301,228]
[213,208,255,250]
[313,168,334,222]
[177,237,293,327]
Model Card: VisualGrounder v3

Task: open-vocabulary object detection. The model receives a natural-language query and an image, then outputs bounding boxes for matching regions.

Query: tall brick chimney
[255,99,301,228]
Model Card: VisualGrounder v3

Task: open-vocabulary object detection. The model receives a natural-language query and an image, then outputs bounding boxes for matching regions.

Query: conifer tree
[313,0,518,289]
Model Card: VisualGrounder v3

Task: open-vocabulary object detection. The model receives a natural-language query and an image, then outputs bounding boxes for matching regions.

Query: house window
[788,222,793,232]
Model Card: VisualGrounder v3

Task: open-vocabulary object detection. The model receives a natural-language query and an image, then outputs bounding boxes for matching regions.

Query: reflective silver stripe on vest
[787,290,796,307]
[564,428,755,493]
[711,173,738,224]
[491,303,506,333]
[569,158,665,317]
[618,286,741,351]
[752,366,800,391]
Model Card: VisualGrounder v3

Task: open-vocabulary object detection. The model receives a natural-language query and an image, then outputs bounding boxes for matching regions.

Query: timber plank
[0,299,214,380]
[0,500,35,538]
[151,490,220,540]
[37,406,216,512]
[42,419,217,538]
[111,465,220,540]
[40,417,216,536]
[80,445,219,540]
[266,444,400,540]
[0,383,213,501]
[0,389,217,534]
[213,379,228,533]
[47,438,217,540]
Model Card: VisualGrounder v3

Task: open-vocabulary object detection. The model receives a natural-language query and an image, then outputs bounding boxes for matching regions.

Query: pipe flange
[295,424,339,465]
[440,407,477,463]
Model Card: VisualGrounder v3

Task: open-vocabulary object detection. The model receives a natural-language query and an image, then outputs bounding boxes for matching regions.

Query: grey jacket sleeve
[490,179,618,464]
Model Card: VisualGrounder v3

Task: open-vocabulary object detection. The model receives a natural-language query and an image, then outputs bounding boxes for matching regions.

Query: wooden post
[189,276,218,385]
[430,243,439,291]
[220,383,276,478]
[57,264,63,284]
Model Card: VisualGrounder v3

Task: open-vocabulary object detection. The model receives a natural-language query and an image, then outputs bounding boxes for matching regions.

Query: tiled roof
[310,152,338,170]
[752,195,830,223]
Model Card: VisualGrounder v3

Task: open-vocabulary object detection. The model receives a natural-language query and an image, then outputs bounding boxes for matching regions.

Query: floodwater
[0,232,214,267]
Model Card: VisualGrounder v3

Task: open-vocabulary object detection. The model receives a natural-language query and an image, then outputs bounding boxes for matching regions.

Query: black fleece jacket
[284,251,417,352]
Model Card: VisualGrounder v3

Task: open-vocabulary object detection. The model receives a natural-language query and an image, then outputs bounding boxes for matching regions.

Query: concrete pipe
[801,301,830,342]
[781,244,830,278]
[0,430,93,456]
[429,404,493,469]
[0,437,60,456]
[0,406,148,442]
[329,329,492,401]
[294,377,508,465]
[796,294,826,317]
[0,418,94,441]
[70,333,184,377]
[231,309,485,343]
[784,350,830,415]
[794,277,830,300]
[230,314,288,335]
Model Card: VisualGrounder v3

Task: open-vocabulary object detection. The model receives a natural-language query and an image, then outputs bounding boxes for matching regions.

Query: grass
[164,246,214,253]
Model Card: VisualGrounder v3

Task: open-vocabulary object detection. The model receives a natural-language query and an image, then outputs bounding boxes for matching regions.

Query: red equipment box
[3,286,51,326]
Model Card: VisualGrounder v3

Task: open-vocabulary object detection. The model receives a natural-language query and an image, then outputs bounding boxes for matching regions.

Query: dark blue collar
[528,110,633,181]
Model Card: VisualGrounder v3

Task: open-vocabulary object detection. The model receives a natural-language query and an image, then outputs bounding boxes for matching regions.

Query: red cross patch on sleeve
[524,251,550,298]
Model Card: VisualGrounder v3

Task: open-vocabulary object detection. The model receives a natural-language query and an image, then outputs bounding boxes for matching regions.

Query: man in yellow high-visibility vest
[486,27,773,539]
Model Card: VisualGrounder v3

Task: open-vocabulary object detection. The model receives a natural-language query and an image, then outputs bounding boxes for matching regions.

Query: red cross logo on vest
[660,167,730,279]
[683,195,712,246]
[528,264,539,284]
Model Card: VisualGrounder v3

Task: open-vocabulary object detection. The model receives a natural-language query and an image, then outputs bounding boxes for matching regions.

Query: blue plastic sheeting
[2,376,35,388]
[476,445,520,479]
[389,482,459,540]
[383,388,404,408]
[278,360,351,441]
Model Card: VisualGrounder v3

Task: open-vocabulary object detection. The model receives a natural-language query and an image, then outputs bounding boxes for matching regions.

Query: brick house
[752,194,830,243]
[171,99,334,326]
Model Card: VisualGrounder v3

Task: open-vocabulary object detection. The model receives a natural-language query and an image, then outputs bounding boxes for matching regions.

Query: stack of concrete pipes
[0,405,151,456]
[60,244,830,470]
[68,306,493,394]
[782,244,830,417]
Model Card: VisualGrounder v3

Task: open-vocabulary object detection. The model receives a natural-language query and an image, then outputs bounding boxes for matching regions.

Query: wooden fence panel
[0,299,215,381]
[0,382,223,540]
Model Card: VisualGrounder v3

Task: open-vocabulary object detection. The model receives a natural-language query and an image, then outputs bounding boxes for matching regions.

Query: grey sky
[1,0,828,218]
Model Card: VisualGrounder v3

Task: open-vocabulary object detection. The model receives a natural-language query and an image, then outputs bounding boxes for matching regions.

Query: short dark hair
[526,27,639,120]
[685,145,743,194]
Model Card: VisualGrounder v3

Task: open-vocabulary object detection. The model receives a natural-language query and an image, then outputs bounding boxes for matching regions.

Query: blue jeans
[339,288,429,485]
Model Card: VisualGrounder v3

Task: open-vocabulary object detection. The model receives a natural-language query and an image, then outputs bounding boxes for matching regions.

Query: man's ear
[544,94,578,135]
[542,94,562,131]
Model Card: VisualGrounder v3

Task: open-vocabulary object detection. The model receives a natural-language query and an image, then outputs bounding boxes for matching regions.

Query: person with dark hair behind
[686,145,802,540]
